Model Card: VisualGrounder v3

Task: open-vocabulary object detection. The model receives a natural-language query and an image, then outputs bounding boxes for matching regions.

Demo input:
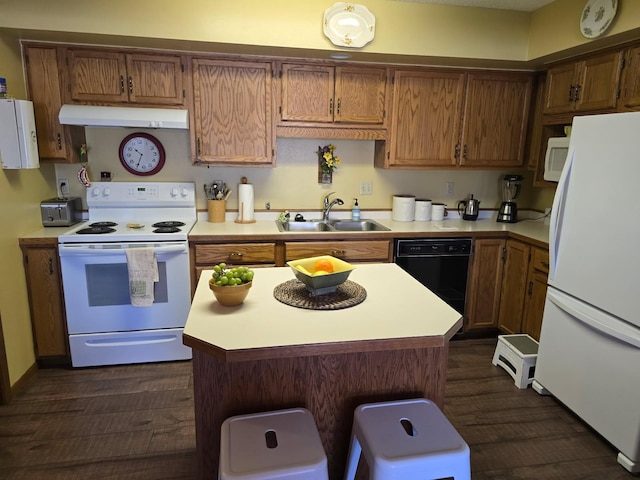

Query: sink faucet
[322,192,344,221]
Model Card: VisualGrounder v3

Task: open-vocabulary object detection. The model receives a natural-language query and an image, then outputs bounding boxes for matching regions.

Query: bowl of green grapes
[209,263,255,306]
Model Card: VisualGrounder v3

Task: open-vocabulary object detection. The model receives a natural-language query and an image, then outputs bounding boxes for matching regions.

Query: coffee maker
[497,174,523,223]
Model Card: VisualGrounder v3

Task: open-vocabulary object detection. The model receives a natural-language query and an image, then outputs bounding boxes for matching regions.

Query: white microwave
[544,136,570,182]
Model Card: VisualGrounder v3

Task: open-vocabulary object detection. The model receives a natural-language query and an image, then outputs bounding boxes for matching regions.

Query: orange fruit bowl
[209,280,252,306]
[287,255,355,295]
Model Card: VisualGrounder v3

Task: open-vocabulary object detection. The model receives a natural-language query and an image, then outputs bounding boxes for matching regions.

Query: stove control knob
[103,187,111,197]
[171,187,179,197]
[181,187,189,197]
[92,187,101,197]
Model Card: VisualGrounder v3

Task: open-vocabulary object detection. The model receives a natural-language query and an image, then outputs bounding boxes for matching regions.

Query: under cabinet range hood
[58,104,189,129]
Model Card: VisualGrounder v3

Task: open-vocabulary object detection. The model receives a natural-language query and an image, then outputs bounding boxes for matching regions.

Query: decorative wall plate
[323,2,375,48]
[580,0,618,39]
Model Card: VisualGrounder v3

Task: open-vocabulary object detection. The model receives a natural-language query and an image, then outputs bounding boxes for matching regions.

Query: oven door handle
[59,244,188,256]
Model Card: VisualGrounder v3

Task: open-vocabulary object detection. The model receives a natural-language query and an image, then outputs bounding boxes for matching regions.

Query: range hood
[58,104,189,129]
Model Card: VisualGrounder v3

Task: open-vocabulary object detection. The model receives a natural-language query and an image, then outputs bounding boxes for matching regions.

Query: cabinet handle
[336,98,341,115]
[128,76,133,94]
[541,261,549,269]
[329,98,333,115]
[528,281,533,295]
[330,249,346,258]
[48,258,54,275]
[454,144,460,160]
[57,133,62,150]
[196,138,201,156]
[120,75,125,93]
[574,84,581,102]
[568,85,575,102]
[463,145,468,159]
[228,252,244,260]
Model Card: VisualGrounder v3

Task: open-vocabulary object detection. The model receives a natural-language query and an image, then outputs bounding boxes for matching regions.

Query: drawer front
[195,243,276,264]
[531,247,549,274]
[284,240,392,262]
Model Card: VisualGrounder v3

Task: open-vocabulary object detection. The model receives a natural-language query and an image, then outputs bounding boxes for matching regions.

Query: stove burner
[152,221,186,228]
[76,227,116,235]
[153,227,181,234]
[90,221,118,227]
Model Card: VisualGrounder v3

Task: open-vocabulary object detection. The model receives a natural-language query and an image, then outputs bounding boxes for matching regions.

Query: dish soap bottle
[351,198,361,221]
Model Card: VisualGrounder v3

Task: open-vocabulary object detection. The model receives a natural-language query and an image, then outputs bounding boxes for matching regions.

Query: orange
[314,258,334,274]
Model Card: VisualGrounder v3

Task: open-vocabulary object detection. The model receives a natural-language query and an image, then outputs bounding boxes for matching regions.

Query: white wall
[55,128,529,216]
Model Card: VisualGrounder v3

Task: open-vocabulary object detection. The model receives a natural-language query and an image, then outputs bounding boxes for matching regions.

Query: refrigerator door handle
[549,150,575,280]
[548,289,640,349]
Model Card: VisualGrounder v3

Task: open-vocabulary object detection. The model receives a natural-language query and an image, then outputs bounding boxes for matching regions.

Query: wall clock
[118,132,166,176]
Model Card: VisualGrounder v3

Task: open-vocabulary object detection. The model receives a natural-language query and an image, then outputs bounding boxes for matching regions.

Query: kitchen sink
[328,219,390,232]
[276,220,332,232]
[275,219,390,232]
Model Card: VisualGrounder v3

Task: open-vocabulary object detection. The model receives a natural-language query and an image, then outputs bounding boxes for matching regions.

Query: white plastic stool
[492,334,539,389]
[219,407,328,480]
[344,398,470,480]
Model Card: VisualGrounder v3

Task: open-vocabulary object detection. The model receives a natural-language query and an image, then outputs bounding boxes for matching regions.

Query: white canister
[414,199,432,221]
[431,203,446,221]
[392,195,416,222]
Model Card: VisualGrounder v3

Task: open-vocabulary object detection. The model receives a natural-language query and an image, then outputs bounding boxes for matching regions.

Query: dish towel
[125,247,159,307]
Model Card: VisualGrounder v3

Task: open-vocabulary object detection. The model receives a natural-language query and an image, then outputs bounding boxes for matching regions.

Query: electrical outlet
[59,178,69,197]
[359,181,373,195]
[446,182,455,196]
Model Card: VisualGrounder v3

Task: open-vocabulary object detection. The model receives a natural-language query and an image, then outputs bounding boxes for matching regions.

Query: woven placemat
[273,279,366,310]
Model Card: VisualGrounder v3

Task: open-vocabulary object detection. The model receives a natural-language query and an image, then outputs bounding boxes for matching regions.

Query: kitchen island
[183,263,462,479]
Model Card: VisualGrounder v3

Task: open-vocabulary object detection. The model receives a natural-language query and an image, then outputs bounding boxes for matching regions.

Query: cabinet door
[620,45,640,110]
[388,70,464,167]
[574,51,622,112]
[23,247,68,358]
[126,54,184,105]
[497,240,529,334]
[543,63,576,114]
[521,247,549,340]
[465,238,505,330]
[280,64,334,122]
[460,73,532,167]
[23,45,85,163]
[334,66,387,124]
[68,49,129,103]
[192,58,274,166]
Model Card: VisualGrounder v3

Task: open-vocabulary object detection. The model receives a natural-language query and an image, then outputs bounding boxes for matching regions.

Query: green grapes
[211,263,255,286]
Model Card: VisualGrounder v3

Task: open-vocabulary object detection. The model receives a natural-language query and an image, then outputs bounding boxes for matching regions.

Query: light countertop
[182,263,463,361]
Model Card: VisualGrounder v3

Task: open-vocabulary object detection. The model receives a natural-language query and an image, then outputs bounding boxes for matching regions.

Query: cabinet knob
[569,85,575,102]
[574,84,582,102]
[336,98,341,115]
[228,252,244,260]
[330,249,346,258]
[57,133,62,150]
[329,98,334,116]
[120,75,125,93]
[48,258,54,275]
[128,76,133,94]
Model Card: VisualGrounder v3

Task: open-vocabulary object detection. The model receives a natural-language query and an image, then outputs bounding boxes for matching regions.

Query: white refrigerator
[533,111,640,474]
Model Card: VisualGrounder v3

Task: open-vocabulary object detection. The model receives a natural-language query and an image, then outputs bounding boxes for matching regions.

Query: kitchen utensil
[497,174,523,223]
[457,194,480,221]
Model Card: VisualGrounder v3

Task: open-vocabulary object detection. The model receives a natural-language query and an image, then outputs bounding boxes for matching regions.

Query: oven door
[59,242,191,335]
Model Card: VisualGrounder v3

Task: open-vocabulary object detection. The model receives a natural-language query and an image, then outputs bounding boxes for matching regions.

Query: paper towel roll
[235,183,256,224]
[392,195,416,222]
[415,199,432,221]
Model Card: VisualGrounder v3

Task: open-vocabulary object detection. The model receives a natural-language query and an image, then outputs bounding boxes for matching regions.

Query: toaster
[41,197,83,227]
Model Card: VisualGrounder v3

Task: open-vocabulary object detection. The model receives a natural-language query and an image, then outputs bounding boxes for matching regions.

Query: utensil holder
[208,200,226,223]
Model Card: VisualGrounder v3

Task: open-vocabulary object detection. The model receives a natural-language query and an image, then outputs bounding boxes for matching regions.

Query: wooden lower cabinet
[283,240,392,263]
[465,238,506,331]
[497,240,549,340]
[20,244,69,361]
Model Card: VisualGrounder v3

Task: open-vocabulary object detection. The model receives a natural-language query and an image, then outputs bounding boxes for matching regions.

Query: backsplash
[54,127,534,213]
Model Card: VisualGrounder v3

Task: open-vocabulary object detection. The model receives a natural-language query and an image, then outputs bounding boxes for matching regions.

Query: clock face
[119,133,166,176]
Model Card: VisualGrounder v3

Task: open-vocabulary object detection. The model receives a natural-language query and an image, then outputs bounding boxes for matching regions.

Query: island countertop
[183,263,463,362]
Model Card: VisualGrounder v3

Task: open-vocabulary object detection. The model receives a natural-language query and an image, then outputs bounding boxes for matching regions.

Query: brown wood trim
[18,236,59,247]
[276,125,387,140]
[0,314,11,405]
[183,331,453,363]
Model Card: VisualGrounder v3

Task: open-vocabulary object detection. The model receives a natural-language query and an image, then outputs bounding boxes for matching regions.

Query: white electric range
[58,182,196,367]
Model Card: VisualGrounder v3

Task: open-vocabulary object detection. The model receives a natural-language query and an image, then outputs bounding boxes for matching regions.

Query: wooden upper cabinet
[191,58,274,166]
[544,50,622,115]
[620,45,640,110]
[460,73,532,167]
[280,63,387,125]
[387,69,465,168]
[67,49,184,106]
[23,44,85,163]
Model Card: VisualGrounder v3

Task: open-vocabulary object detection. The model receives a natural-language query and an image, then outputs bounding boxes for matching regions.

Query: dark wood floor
[0,338,636,479]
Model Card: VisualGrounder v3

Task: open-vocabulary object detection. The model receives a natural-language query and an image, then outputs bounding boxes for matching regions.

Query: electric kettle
[458,194,480,221]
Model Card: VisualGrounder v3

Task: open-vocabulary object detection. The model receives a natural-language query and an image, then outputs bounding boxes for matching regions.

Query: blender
[497,174,523,223]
